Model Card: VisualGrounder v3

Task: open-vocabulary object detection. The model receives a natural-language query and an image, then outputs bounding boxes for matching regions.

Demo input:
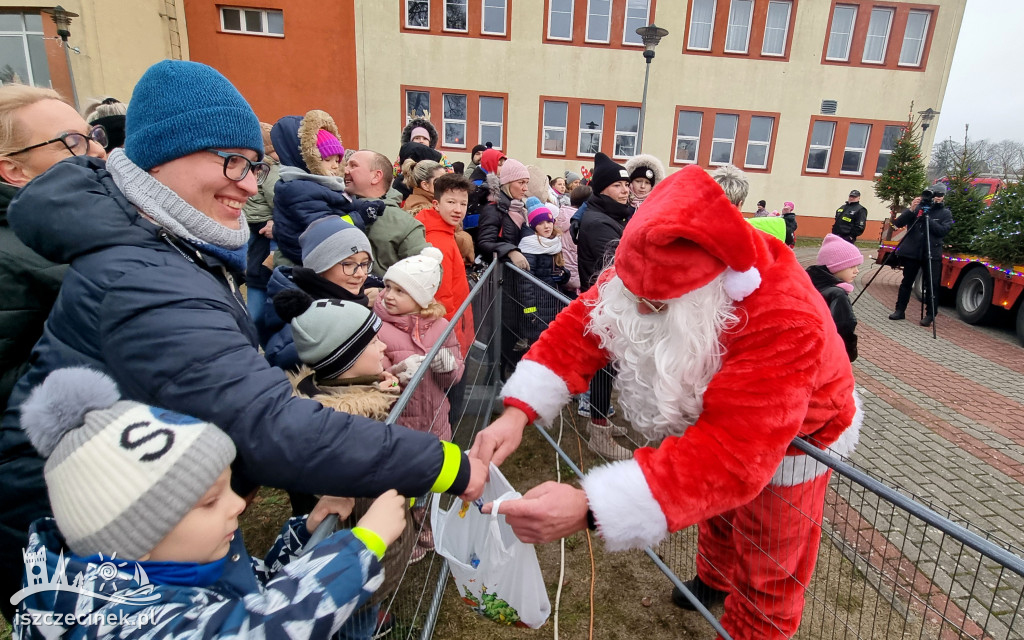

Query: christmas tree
[942,128,988,253]
[875,114,928,218]
[971,179,1024,267]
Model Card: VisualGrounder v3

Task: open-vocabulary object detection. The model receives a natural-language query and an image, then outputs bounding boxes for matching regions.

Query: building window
[875,124,903,175]
[622,0,651,46]
[806,121,836,172]
[482,0,507,35]
[899,10,930,66]
[406,90,431,119]
[613,106,640,158]
[674,111,702,164]
[579,103,604,156]
[548,0,574,39]
[761,1,791,56]
[862,7,892,64]
[826,5,857,61]
[542,101,569,154]
[744,115,774,169]
[710,114,738,165]
[479,96,504,148]
[445,0,469,31]
[841,123,871,174]
[687,0,716,50]
[724,0,754,54]
[220,7,284,36]
[586,0,612,43]
[442,93,467,147]
[406,0,430,28]
[0,12,49,87]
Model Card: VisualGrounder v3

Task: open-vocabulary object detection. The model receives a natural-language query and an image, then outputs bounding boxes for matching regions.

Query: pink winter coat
[556,204,581,292]
[374,298,465,440]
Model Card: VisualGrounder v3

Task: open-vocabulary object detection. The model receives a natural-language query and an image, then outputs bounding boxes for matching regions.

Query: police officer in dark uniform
[887,183,954,326]
[832,190,868,243]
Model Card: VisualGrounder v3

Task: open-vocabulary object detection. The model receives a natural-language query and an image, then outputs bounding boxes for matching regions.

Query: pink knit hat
[817,234,864,273]
[410,127,431,142]
[499,159,530,185]
[316,129,344,159]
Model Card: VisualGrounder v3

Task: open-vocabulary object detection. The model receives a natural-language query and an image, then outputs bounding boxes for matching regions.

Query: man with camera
[888,183,954,326]
[832,190,868,243]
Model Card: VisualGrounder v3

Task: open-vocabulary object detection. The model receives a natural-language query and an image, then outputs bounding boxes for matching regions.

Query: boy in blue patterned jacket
[13,368,405,639]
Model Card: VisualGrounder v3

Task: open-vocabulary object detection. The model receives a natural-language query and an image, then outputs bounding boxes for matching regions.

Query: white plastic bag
[431,463,551,628]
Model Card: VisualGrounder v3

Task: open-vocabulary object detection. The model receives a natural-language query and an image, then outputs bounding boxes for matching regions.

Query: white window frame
[478,96,504,149]
[578,103,604,157]
[875,125,903,176]
[613,106,640,159]
[674,110,703,165]
[0,12,48,87]
[825,5,857,62]
[806,120,836,173]
[441,93,468,148]
[761,0,792,57]
[547,0,574,40]
[404,0,430,30]
[444,0,469,33]
[724,0,754,54]
[687,0,717,51]
[542,101,569,156]
[898,10,930,67]
[621,0,651,47]
[709,113,738,166]
[219,7,284,37]
[861,7,893,64]
[585,0,612,44]
[841,123,871,175]
[481,0,507,36]
[744,116,774,169]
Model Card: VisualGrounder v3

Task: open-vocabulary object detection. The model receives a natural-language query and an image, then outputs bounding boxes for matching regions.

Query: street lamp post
[917,107,939,132]
[635,24,668,154]
[41,5,80,110]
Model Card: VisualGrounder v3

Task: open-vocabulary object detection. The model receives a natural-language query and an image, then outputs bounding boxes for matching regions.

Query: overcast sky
[932,0,1022,144]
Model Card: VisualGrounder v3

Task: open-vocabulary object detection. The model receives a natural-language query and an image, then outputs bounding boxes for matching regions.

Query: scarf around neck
[107,149,249,271]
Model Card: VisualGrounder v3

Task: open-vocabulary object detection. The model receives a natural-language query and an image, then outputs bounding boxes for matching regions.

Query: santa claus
[470,164,861,639]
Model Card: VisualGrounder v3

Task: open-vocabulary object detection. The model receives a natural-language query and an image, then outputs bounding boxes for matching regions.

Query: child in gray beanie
[14,368,406,639]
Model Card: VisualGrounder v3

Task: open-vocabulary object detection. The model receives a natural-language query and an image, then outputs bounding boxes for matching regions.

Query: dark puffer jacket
[576,194,633,292]
[0,182,67,412]
[518,232,569,344]
[893,202,954,261]
[806,264,858,362]
[1,158,470,596]
[475,186,522,262]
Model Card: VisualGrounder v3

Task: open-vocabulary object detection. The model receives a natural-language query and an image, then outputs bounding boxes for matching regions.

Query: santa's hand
[483,482,589,544]
[429,348,457,374]
[469,406,529,467]
[391,354,425,384]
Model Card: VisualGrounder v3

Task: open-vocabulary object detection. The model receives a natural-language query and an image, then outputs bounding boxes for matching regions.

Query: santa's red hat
[615,165,762,302]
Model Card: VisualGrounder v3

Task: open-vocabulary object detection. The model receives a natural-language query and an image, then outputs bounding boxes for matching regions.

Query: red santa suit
[500,165,861,639]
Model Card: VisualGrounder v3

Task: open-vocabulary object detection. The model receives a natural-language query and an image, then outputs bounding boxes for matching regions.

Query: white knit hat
[19,368,236,559]
[383,247,444,308]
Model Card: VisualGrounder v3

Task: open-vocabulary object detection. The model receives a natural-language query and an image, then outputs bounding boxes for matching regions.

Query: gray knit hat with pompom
[20,368,236,559]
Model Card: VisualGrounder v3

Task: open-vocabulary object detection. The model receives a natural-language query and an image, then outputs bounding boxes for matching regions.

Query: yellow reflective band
[430,440,462,493]
[523,307,537,314]
[351,527,387,560]
[340,214,355,225]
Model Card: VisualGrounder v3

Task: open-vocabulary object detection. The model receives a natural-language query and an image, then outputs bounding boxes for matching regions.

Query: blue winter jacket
[0,158,470,572]
[14,518,382,638]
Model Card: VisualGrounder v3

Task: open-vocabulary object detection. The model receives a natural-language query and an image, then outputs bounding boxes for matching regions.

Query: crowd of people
[0,57,891,639]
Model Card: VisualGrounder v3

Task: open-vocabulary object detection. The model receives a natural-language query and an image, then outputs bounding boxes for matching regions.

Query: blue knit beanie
[124,60,263,171]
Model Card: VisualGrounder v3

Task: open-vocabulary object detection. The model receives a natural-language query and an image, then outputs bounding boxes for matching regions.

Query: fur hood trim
[286,366,395,420]
[401,117,439,149]
[298,109,342,177]
[486,172,503,204]
[624,154,666,186]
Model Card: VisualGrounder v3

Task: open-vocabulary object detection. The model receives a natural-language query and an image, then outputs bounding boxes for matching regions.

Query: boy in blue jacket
[13,368,405,639]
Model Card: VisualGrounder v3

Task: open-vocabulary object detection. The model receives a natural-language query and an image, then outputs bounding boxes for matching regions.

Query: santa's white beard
[588,274,737,441]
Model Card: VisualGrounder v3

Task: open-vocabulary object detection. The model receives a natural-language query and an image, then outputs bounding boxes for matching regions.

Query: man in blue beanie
[0,59,485,621]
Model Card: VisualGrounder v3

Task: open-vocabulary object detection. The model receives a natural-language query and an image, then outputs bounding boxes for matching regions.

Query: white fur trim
[581,459,669,551]
[723,267,761,301]
[770,390,863,486]
[499,360,570,426]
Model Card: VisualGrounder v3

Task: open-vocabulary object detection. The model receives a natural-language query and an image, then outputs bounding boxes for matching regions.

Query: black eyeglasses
[338,260,374,276]
[3,124,108,157]
[206,149,271,185]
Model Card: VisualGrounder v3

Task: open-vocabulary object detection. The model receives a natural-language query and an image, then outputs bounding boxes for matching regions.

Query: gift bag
[431,463,551,628]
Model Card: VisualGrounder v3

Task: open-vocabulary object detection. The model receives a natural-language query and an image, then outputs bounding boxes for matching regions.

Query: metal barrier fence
[338,261,1024,639]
